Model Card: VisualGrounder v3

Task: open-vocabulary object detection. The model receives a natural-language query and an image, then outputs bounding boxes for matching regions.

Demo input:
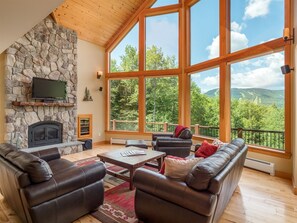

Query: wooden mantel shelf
[12,101,75,107]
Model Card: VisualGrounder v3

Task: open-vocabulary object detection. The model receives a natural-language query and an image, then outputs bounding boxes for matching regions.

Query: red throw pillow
[159,155,186,174]
[174,125,187,138]
[195,140,218,158]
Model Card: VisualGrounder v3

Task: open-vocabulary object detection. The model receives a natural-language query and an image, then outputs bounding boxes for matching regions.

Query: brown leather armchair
[152,128,193,158]
[0,143,106,223]
[134,138,248,223]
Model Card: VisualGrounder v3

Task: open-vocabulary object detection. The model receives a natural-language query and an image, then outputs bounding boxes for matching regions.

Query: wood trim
[93,141,109,147]
[218,0,230,142]
[186,38,285,74]
[138,76,145,133]
[283,0,293,156]
[248,146,291,159]
[105,0,155,51]
[106,68,182,78]
[105,130,152,136]
[219,63,231,142]
[77,114,93,140]
[105,77,110,131]
[293,177,297,195]
[144,4,181,16]
[139,13,145,72]
[11,101,74,107]
[275,171,292,179]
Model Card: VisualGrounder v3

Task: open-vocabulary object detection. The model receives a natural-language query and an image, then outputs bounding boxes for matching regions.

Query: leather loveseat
[133,138,248,223]
[0,143,106,223]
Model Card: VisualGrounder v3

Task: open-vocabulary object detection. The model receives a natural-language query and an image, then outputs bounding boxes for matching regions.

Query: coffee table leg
[157,156,164,171]
[129,168,135,190]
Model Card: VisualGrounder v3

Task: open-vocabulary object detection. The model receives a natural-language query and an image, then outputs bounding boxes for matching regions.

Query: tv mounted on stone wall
[32,77,67,101]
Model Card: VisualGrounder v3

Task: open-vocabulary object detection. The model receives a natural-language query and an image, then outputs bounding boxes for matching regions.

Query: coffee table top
[97,147,165,168]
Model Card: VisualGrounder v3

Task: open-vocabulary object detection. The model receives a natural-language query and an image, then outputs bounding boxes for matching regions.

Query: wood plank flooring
[1,144,297,223]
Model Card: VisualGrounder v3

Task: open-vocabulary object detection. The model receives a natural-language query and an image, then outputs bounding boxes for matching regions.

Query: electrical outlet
[98,132,101,137]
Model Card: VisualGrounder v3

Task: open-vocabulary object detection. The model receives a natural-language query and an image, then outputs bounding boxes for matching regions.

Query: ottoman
[125,140,148,149]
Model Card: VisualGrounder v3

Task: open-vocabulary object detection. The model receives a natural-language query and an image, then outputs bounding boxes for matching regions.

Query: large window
[190,68,220,137]
[231,52,285,150]
[231,0,284,52]
[190,0,219,65]
[145,76,178,132]
[110,23,139,72]
[106,0,291,155]
[146,13,179,70]
[109,79,139,131]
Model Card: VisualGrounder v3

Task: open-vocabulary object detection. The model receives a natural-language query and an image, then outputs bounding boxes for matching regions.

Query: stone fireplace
[28,121,62,148]
[3,17,82,154]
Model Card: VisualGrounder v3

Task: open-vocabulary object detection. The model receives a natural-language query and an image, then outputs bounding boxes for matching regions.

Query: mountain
[205,88,284,107]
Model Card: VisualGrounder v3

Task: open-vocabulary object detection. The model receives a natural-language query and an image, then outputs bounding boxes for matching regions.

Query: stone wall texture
[4,17,78,149]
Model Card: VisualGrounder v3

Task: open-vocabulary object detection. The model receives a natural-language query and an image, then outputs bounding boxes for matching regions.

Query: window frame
[105,0,293,158]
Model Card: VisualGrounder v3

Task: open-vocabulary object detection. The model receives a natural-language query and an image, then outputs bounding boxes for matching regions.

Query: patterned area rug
[75,156,155,223]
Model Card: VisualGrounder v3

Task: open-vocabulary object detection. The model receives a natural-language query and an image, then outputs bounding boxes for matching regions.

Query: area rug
[74,156,155,223]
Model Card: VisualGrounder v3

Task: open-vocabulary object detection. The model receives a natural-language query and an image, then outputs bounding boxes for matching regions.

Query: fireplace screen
[28,121,62,148]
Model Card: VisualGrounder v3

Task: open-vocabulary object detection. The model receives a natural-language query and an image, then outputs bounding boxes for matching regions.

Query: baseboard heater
[110,138,152,146]
[244,157,275,176]
[110,138,127,145]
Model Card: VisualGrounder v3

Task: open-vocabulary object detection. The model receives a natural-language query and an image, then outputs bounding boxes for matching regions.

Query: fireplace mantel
[12,101,75,107]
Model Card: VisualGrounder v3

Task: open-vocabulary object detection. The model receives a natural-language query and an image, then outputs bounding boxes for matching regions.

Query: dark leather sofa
[0,143,106,223]
[133,138,248,223]
[151,128,193,158]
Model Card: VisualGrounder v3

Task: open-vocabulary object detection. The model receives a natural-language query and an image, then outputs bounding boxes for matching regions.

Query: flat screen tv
[32,77,67,101]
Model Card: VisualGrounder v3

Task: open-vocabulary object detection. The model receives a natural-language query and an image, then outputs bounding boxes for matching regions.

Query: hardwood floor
[1,144,297,223]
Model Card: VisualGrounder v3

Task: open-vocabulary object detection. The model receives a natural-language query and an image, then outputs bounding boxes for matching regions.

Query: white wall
[77,39,105,143]
[0,0,64,53]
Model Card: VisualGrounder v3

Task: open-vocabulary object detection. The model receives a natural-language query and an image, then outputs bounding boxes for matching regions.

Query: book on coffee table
[121,150,146,157]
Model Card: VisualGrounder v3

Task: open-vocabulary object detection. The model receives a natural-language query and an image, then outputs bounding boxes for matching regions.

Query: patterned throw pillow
[164,156,203,181]
[212,138,227,148]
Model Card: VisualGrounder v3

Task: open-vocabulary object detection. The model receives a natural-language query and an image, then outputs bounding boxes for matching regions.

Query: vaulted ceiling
[52,0,144,47]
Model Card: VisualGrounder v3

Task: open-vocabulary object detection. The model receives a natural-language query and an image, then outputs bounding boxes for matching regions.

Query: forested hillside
[205,88,284,107]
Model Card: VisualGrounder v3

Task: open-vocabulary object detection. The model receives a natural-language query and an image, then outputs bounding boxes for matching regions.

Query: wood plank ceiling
[52,0,144,47]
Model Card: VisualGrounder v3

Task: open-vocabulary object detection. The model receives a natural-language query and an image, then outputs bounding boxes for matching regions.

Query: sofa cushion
[186,149,232,191]
[0,143,17,157]
[6,151,53,183]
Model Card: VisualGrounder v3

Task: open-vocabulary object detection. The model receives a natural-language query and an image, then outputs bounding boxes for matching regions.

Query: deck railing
[109,120,285,150]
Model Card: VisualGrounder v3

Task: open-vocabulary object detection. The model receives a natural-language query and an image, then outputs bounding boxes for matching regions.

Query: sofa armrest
[156,137,192,147]
[30,147,60,161]
[21,162,106,207]
[152,133,173,141]
[133,168,217,216]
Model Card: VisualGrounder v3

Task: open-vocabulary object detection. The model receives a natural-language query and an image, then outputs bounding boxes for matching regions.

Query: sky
[111,0,285,92]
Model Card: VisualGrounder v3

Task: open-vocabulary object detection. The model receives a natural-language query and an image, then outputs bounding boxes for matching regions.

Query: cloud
[146,17,178,57]
[231,21,244,32]
[243,0,271,20]
[231,52,284,89]
[207,22,248,59]
[206,35,220,59]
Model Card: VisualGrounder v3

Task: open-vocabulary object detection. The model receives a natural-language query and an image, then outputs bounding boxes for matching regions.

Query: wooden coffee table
[97,147,165,190]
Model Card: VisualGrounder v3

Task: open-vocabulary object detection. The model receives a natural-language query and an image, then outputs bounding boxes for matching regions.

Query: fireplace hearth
[28,121,63,148]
